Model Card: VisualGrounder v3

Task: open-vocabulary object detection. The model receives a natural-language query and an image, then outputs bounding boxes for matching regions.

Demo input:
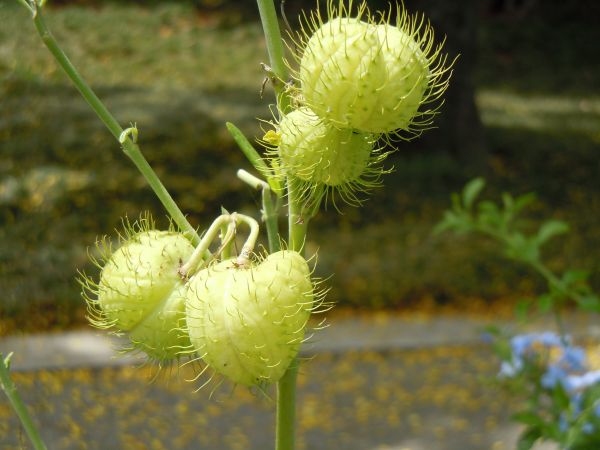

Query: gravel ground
[3,313,598,450]
[2,346,526,450]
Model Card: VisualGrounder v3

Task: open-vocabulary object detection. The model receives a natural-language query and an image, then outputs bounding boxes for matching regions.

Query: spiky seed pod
[295,1,452,137]
[278,107,375,186]
[83,230,195,363]
[185,250,315,387]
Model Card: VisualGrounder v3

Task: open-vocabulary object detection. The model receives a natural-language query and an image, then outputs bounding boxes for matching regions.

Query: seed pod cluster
[82,219,318,388]
[270,1,452,204]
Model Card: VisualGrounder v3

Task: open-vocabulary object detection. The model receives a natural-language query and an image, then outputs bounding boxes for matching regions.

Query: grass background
[0,0,599,333]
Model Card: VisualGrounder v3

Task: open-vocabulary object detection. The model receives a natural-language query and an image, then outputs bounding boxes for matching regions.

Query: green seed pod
[295,1,452,137]
[278,107,375,186]
[185,250,315,387]
[82,228,195,363]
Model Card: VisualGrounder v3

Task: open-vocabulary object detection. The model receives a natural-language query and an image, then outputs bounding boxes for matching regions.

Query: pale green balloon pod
[83,229,195,363]
[185,250,315,387]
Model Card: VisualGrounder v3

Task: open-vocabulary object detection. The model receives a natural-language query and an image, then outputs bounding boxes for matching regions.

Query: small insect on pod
[81,218,196,364]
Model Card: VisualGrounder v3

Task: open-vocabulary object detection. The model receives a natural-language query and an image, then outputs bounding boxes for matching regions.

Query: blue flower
[542,364,568,389]
[499,359,522,378]
[559,346,588,372]
[582,422,595,434]
[564,370,600,393]
[559,412,569,433]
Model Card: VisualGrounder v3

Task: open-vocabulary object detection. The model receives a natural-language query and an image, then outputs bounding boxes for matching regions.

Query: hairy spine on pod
[185,250,314,387]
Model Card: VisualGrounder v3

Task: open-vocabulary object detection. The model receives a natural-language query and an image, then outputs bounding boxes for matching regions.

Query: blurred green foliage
[0,0,599,331]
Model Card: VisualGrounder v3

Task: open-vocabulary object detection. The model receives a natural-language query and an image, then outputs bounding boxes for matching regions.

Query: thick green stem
[31,9,199,245]
[0,354,48,450]
[275,176,308,450]
[276,358,299,450]
[255,1,304,448]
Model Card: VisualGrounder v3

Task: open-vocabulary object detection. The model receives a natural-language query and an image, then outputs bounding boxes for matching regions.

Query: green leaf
[513,192,537,214]
[537,294,554,313]
[535,220,569,246]
[562,270,590,285]
[462,177,485,210]
[517,426,543,450]
[505,232,539,263]
[512,412,546,427]
[502,192,514,212]
[515,299,531,322]
[477,200,503,228]
[576,294,600,312]
[226,122,282,194]
[433,211,472,235]
[1,352,13,371]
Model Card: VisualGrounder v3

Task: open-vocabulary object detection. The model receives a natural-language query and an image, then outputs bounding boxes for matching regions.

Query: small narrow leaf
[515,299,531,322]
[536,220,569,246]
[516,426,542,450]
[226,122,282,194]
[537,294,554,313]
[576,294,600,312]
[511,412,546,427]
[513,192,537,214]
[462,177,486,210]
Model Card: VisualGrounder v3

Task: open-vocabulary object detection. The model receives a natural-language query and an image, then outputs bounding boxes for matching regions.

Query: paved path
[2,312,599,371]
[1,312,597,450]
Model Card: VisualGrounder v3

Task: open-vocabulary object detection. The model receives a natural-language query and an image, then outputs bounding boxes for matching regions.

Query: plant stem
[0,353,48,450]
[262,188,281,253]
[275,178,306,450]
[287,177,308,253]
[256,1,305,448]
[255,0,292,114]
[31,9,199,245]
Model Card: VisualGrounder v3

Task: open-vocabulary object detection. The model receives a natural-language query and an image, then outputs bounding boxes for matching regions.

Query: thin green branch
[16,0,34,13]
[237,169,281,253]
[0,353,48,450]
[256,0,292,114]
[262,187,281,253]
[30,8,199,245]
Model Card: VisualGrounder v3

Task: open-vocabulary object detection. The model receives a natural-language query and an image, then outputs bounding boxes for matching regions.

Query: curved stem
[237,169,281,253]
[235,212,261,264]
[31,8,199,245]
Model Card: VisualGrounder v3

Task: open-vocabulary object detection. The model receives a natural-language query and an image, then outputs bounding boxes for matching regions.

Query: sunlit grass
[478,91,600,139]
[0,1,598,331]
[1,2,266,91]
